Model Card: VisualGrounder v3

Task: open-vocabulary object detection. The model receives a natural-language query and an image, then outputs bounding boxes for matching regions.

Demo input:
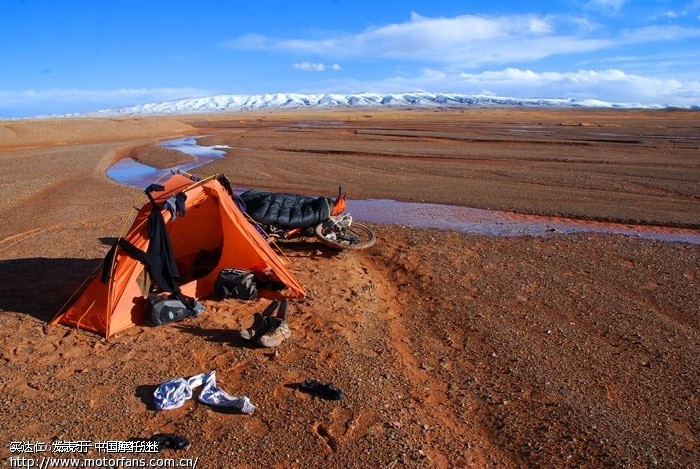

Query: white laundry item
[153,370,255,414]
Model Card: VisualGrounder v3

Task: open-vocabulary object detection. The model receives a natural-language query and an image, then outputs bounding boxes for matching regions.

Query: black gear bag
[144,294,205,326]
[214,268,258,301]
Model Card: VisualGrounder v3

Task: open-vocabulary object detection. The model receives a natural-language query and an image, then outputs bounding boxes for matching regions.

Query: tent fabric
[51,174,305,338]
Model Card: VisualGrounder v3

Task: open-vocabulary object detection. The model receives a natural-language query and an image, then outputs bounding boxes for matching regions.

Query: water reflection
[105,135,700,245]
[348,199,700,244]
[160,136,229,157]
[106,136,229,189]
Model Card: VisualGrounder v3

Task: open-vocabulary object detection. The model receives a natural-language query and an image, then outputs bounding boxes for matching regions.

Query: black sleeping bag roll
[239,190,332,229]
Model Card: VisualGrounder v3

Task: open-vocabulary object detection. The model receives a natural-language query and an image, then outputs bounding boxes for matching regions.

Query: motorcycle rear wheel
[314,222,376,250]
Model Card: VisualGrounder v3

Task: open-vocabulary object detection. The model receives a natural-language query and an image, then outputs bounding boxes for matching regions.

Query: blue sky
[1,0,699,117]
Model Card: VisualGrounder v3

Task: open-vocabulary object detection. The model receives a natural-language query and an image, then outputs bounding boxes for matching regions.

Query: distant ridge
[59,92,693,117]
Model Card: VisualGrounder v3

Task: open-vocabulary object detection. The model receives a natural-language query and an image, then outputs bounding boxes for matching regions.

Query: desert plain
[0,108,698,467]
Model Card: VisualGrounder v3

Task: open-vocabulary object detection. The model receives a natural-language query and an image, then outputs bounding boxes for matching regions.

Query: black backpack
[214,268,257,301]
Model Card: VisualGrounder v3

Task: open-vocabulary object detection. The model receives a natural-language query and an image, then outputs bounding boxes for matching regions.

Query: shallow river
[105,136,700,245]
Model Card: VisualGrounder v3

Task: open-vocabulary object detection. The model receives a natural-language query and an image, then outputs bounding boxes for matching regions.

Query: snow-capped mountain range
[64,92,694,117]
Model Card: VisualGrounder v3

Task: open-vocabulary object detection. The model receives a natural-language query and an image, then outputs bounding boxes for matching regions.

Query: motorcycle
[238,185,376,250]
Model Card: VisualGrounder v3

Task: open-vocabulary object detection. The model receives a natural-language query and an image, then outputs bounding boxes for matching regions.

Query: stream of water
[106,136,229,189]
[105,135,700,245]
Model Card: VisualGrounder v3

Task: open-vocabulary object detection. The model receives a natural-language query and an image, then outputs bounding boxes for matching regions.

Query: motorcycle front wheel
[314,222,376,250]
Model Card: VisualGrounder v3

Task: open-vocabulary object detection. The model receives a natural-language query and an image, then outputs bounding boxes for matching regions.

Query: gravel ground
[0,110,698,468]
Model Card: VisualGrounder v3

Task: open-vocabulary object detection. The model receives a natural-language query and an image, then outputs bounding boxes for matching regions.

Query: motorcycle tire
[314,222,376,250]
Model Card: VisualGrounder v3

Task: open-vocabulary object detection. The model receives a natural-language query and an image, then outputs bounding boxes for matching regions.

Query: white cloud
[224,33,271,49]
[293,62,342,72]
[577,51,700,79]
[294,62,326,71]
[620,25,700,43]
[585,0,626,13]
[663,10,679,19]
[681,0,700,16]
[0,87,211,103]
[226,13,610,66]
[224,13,700,71]
[336,68,700,106]
[0,88,213,116]
[467,68,700,104]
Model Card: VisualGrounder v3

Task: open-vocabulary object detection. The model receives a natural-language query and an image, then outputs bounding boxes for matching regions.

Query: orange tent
[51,173,305,338]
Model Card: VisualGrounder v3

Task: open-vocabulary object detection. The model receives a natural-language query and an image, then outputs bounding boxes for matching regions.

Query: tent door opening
[170,196,224,283]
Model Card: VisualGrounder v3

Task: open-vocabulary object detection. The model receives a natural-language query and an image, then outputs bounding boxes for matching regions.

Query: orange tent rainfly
[51,173,305,338]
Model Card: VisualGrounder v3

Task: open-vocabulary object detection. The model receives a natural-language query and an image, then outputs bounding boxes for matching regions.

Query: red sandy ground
[0,109,698,468]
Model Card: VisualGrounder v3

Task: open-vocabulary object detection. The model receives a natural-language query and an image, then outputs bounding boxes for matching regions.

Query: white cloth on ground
[153,370,255,414]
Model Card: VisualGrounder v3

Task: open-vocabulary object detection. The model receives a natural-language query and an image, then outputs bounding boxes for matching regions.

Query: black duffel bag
[214,268,257,301]
[144,294,204,326]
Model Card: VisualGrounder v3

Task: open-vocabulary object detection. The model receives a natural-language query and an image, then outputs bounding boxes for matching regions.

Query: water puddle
[105,135,700,245]
[349,199,700,244]
[507,129,547,134]
[106,136,230,188]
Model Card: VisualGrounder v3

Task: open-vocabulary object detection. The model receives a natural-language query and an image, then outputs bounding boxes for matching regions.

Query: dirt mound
[0,117,194,151]
[130,144,194,169]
